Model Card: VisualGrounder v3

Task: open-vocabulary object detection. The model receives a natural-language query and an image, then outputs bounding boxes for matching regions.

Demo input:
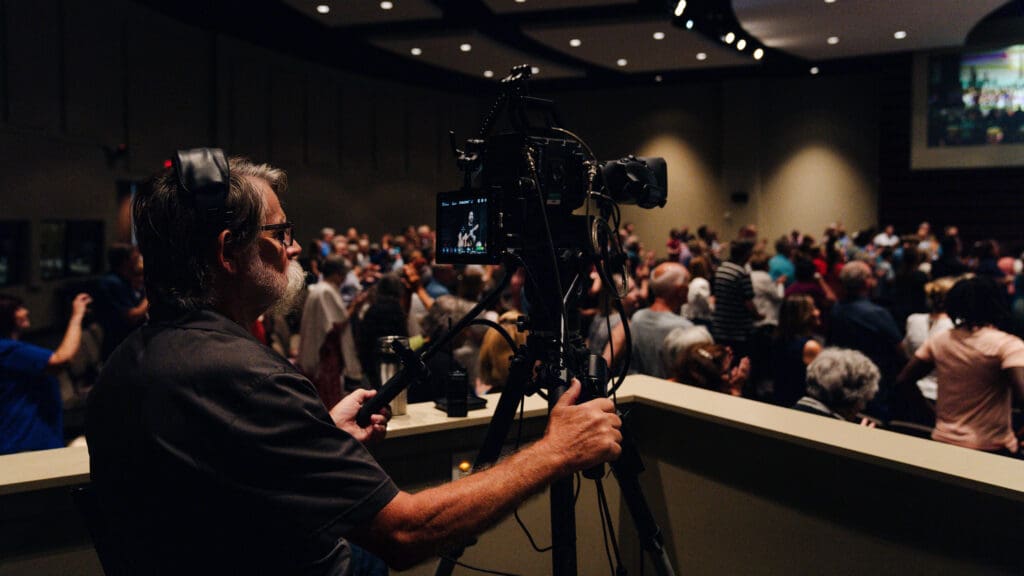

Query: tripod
[357,255,676,576]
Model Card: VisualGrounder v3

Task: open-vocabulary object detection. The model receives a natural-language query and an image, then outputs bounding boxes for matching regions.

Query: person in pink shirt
[897,276,1024,457]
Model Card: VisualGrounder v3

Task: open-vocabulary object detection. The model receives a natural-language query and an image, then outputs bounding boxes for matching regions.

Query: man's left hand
[330,389,390,445]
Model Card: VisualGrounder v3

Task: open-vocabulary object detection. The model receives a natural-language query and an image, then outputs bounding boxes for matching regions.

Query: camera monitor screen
[436,190,496,264]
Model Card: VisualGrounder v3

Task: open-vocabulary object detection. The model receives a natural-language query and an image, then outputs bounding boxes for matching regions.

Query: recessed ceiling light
[316,4,330,14]
[827,36,839,45]
[753,48,764,60]
[696,52,707,61]
[531,66,540,74]
[380,1,393,9]
[410,47,422,56]
[616,58,628,67]
[569,38,582,47]
[674,1,687,17]
[515,0,526,3]
[894,30,908,40]
[460,43,472,52]
[724,32,735,44]
[686,20,694,29]
[824,0,836,3]
[810,66,820,75]
[653,31,666,40]
[655,75,663,82]
[736,39,747,51]
[484,70,494,78]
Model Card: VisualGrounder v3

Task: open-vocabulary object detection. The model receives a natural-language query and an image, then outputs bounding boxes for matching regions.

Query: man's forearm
[360,439,565,567]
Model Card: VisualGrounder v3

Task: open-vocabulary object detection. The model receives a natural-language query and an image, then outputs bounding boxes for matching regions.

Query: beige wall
[555,72,880,258]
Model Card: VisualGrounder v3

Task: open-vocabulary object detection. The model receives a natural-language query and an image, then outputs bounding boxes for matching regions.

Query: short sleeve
[915,335,936,362]
[0,341,52,376]
[998,335,1024,369]
[216,371,398,546]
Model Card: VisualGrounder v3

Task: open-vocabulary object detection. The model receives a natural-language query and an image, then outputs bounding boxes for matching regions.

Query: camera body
[436,133,589,265]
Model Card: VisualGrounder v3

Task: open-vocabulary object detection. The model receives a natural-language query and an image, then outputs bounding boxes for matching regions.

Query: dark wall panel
[5,0,61,131]
[306,72,339,169]
[225,45,271,161]
[63,0,124,143]
[374,92,405,176]
[123,6,213,172]
[268,67,305,171]
[340,82,374,174]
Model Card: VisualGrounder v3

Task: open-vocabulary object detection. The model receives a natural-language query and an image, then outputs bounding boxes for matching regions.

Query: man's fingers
[556,380,582,407]
[349,388,376,404]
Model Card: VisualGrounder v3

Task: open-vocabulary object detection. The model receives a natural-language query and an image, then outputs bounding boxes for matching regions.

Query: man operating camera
[86,154,622,575]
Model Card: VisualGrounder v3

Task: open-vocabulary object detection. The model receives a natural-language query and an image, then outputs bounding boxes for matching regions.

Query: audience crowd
[3,219,1024,459]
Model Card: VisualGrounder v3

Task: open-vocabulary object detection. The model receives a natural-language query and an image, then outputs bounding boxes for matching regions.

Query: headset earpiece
[172,148,233,230]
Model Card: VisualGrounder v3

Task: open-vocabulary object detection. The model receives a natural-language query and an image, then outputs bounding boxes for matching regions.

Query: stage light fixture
[674,1,687,17]
[460,43,472,52]
[484,70,494,78]
[616,58,628,67]
[380,1,393,9]
[827,36,839,45]
[894,30,907,40]
[653,31,666,40]
[736,39,747,51]
[569,38,582,47]
[316,4,330,14]
[724,32,735,44]
[753,48,764,60]
[696,52,707,61]
[410,47,422,56]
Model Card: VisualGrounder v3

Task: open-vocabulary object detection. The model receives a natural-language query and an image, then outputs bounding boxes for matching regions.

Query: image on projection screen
[927,44,1024,147]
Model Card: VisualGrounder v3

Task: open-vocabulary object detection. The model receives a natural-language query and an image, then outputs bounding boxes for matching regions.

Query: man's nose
[287,242,302,259]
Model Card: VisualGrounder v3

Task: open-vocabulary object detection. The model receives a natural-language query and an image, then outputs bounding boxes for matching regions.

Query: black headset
[172,147,233,230]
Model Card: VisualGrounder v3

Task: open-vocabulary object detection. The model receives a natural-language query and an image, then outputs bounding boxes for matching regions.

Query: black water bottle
[446,369,468,417]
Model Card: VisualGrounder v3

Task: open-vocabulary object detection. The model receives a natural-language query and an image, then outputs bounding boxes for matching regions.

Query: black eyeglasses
[260,222,294,247]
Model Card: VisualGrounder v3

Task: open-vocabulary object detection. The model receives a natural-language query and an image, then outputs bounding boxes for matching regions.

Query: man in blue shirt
[768,235,796,287]
[829,261,907,421]
[0,292,91,454]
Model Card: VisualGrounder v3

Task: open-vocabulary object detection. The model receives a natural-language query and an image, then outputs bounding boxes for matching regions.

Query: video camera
[435,65,667,268]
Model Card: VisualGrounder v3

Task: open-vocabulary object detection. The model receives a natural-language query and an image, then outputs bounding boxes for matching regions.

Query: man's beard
[253,259,306,317]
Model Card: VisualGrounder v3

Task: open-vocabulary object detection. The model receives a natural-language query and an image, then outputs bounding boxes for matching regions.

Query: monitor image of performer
[457,210,479,249]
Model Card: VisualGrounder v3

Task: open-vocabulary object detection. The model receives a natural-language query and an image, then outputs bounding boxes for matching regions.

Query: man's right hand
[539,380,622,476]
[71,293,92,320]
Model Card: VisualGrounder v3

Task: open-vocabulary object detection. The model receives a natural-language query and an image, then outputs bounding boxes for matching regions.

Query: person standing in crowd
[604,262,693,378]
[769,235,795,287]
[683,255,714,327]
[793,348,879,426]
[897,276,1024,457]
[711,239,760,370]
[771,295,824,407]
[93,243,149,360]
[87,154,622,574]
[298,255,365,406]
[1,292,91,454]
[829,261,906,421]
[873,225,900,249]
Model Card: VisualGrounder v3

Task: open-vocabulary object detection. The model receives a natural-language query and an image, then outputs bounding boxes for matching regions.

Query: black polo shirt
[87,309,398,575]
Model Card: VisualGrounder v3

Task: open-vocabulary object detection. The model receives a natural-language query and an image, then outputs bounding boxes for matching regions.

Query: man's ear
[216,229,240,275]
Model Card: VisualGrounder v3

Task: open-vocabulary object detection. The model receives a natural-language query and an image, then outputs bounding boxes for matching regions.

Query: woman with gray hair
[794,348,880,426]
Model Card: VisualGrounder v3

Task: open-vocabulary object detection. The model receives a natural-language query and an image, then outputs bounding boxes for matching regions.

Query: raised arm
[48,293,92,370]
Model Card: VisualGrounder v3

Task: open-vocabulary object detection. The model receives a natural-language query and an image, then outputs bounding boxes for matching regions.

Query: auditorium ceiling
[141,0,1022,89]
[279,0,1015,83]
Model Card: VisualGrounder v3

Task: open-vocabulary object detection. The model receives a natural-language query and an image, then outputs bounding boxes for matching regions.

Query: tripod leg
[432,347,537,576]
[548,384,578,576]
[610,426,677,576]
